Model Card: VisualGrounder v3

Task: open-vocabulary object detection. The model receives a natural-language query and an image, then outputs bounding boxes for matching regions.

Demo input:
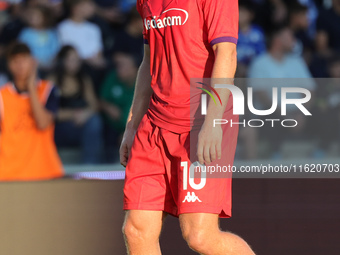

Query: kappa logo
[182,192,202,203]
[144,8,189,30]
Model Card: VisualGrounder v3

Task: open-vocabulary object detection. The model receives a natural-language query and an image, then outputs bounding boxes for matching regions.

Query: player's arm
[120,45,153,167]
[197,42,237,165]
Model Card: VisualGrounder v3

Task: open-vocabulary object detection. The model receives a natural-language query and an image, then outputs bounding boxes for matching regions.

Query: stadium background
[0,0,340,254]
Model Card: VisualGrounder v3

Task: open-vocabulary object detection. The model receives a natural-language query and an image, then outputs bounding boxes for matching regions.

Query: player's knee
[122,218,143,243]
[122,217,158,244]
[182,230,209,253]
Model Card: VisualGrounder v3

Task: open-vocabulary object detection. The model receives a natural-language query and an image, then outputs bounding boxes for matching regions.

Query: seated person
[0,42,63,181]
[248,25,315,159]
[316,0,340,55]
[311,54,340,158]
[100,52,137,162]
[111,7,144,64]
[57,0,106,68]
[19,5,60,71]
[49,45,103,164]
[237,0,266,66]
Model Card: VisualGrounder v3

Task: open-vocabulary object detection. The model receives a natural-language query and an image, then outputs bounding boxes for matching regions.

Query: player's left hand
[197,123,222,165]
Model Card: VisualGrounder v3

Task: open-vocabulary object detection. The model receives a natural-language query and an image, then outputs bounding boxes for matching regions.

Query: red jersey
[137,0,239,133]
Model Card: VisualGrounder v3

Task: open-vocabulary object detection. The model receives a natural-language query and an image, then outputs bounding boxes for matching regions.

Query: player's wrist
[203,110,224,125]
[125,121,138,132]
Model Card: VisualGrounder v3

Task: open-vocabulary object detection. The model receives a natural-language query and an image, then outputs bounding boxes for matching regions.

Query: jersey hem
[124,203,169,211]
[178,204,231,218]
[124,203,231,218]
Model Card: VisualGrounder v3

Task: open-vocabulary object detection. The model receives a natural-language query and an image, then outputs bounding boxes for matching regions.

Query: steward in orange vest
[0,42,63,181]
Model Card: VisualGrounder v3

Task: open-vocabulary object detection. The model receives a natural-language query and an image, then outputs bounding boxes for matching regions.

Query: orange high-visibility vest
[0,80,63,181]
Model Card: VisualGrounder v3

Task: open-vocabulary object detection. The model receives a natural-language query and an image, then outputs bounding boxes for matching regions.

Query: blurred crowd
[235,0,340,160]
[0,0,142,164]
[0,0,339,163]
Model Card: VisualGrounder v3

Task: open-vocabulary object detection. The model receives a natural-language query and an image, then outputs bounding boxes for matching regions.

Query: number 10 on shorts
[181,161,206,190]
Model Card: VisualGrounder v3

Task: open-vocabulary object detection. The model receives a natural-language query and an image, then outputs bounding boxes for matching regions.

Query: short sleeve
[45,86,59,116]
[18,29,27,43]
[136,1,148,44]
[202,0,239,47]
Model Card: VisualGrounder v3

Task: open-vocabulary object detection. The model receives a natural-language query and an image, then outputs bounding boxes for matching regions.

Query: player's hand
[197,123,222,165]
[119,128,136,167]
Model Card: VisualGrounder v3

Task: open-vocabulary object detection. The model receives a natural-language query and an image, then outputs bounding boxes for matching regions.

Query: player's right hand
[119,128,136,167]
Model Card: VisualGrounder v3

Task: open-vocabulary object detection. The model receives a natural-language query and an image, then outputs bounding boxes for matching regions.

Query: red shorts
[123,114,238,218]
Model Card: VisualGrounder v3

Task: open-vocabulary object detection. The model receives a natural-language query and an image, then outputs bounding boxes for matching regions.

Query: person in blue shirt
[247,24,315,159]
[19,5,59,71]
[237,0,266,66]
